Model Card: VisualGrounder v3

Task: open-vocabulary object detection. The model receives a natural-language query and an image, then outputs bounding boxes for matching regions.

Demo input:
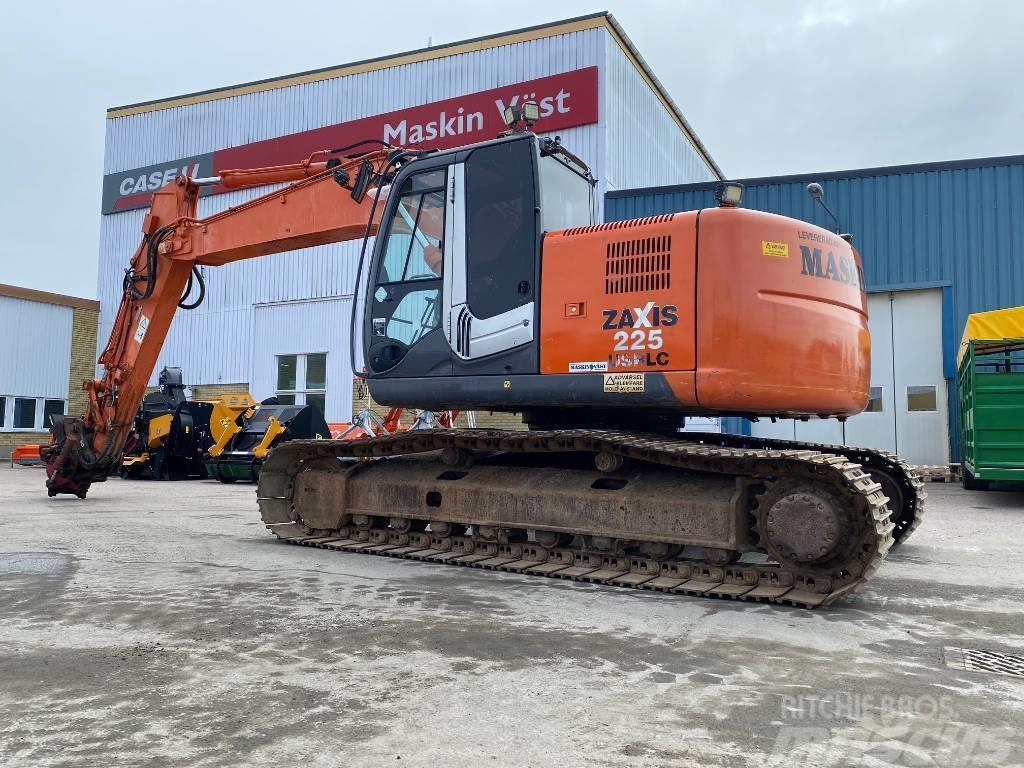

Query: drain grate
[945,647,1024,678]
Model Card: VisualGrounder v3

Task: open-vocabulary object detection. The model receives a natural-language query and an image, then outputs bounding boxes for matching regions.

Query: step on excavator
[43,105,924,606]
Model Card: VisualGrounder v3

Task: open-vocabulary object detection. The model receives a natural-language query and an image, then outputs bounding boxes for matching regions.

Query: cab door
[443,137,539,374]
[364,166,452,377]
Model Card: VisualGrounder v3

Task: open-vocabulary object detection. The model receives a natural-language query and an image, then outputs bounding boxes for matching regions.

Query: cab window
[464,140,536,319]
[378,169,446,284]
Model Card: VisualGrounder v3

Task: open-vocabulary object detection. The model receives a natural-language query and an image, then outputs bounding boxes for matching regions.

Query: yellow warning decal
[762,240,789,258]
[603,373,645,393]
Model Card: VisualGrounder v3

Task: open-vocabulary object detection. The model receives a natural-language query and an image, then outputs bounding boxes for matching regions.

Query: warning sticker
[133,314,150,344]
[569,361,608,373]
[762,240,789,258]
[603,373,645,393]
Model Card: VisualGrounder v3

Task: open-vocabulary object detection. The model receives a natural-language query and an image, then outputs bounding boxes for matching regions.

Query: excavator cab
[363,132,595,387]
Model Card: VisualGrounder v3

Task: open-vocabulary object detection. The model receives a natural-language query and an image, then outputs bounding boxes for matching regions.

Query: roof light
[503,102,540,131]
[503,105,521,128]
[521,101,540,125]
[715,181,744,207]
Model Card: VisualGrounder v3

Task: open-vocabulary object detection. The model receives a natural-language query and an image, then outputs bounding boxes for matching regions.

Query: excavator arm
[43,147,400,497]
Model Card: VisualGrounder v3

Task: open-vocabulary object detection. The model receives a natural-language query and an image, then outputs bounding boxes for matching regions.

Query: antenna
[806,183,840,233]
[806,182,853,243]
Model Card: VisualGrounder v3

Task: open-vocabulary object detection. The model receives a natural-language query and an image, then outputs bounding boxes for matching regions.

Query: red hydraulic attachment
[43,148,397,497]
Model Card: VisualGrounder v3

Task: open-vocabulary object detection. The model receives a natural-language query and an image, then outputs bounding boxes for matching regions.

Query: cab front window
[378,169,446,284]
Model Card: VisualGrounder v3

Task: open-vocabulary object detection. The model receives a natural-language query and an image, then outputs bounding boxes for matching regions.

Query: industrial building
[96,12,720,424]
[608,154,1024,465]
[0,284,99,458]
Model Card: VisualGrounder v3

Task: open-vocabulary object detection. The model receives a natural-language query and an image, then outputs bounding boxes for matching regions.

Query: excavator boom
[43,147,397,497]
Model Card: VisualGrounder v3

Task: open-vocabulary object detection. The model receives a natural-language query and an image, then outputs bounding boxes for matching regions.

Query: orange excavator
[44,108,923,606]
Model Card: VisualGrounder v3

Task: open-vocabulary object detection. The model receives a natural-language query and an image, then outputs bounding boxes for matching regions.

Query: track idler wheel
[291,458,352,533]
[758,482,849,566]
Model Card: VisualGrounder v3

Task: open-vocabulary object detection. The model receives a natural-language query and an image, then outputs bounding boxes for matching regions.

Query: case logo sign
[762,240,789,258]
[603,373,645,393]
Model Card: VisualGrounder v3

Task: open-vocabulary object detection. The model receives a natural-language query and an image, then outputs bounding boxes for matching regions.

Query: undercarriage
[257,429,923,607]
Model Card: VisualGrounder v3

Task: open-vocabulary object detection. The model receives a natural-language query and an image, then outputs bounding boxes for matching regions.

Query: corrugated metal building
[0,284,99,457]
[96,12,720,422]
[607,155,1024,463]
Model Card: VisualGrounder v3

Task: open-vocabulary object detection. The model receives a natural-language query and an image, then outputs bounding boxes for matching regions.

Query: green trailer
[957,306,1024,490]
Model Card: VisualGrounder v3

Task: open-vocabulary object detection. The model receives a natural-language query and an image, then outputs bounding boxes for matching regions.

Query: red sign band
[102,66,599,214]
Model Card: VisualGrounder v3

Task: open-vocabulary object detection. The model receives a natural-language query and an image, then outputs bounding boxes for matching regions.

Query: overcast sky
[1,0,1021,298]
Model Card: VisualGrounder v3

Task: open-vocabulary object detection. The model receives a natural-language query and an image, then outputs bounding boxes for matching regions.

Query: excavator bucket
[206,403,330,483]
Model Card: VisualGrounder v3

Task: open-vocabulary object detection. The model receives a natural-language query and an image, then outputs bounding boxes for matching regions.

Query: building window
[275,353,327,416]
[865,386,884,413]
[0,396,66,432]
[44,399,65,428]
[907,385,937,412]
[277,354,298,392]
[14,398,36,429]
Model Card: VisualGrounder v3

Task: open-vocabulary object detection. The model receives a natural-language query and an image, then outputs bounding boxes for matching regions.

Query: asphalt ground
[0,464,1022,767]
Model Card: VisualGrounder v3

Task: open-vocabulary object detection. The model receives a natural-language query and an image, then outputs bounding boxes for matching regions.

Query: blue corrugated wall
[606,155,1024,451]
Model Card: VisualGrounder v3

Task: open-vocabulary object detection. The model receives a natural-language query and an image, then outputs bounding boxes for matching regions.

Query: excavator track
[679,432,926,544]
[257,429,895,608]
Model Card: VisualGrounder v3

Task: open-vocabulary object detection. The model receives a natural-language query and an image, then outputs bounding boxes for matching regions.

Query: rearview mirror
[352,159,373,203]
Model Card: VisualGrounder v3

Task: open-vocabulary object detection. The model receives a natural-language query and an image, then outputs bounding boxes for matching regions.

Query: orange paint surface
[539,207,869,417]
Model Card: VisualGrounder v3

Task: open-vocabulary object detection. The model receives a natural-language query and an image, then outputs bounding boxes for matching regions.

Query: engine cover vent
[605,235,672,295]
[563,214,674,237]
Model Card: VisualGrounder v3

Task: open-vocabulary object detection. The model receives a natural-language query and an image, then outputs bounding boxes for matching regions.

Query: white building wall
[0,297,71,399]
[601,37,717,191]
[252,298,354,422]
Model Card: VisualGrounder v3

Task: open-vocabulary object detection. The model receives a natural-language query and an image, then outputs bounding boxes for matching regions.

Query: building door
[890,289,948,464]
[843,292,898,453]
[749,287,948,464]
